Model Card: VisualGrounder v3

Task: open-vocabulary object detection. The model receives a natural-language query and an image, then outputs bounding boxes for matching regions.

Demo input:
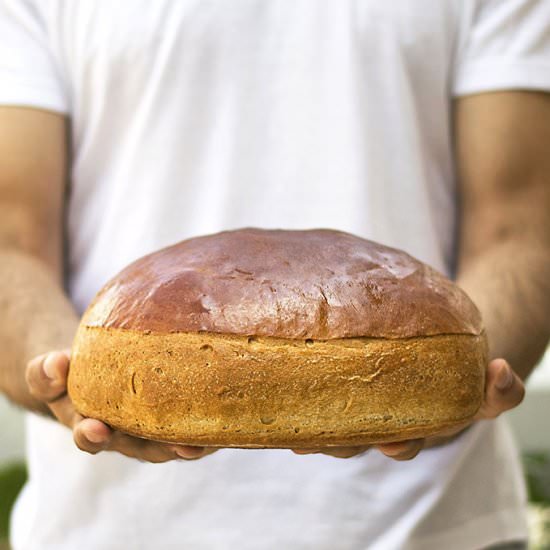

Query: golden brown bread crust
[69,328,486,448]
[68,228,487,447]
[82,228,483,339]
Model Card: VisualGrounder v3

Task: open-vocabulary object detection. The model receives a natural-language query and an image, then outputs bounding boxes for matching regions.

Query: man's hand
[292,358,525,460]
[26,349,216,463]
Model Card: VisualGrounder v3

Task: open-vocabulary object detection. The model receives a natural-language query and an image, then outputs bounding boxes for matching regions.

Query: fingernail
[378,442,406,454]
[42,354,58,381]
[495,363,514,390]
[175,446,204,459]
[384,446,408,456]
[85,431,106,444]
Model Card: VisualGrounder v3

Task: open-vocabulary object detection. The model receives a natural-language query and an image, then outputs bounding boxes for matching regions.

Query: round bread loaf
[68,228,487,448]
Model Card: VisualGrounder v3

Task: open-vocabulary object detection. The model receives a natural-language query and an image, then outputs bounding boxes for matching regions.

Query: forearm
[0,248,79,414]
[456,239,550,381]
[452,91,550,381]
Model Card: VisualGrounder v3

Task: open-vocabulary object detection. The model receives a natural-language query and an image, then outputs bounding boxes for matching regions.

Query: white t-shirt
[2,1,550,548]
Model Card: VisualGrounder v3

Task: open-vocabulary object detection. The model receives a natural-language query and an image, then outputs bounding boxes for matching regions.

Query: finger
[106,430,211,463]
[376,439,424,461]
[73,417,114,454]
[292,448,320,455]
[26,349,82,429]
[292,446,370,459]
[322,446,370,458]
[122,439,208,463]
[26,350,70,403]
[170,445,218,460]
[132,441,209,463]
[476,358,525,420]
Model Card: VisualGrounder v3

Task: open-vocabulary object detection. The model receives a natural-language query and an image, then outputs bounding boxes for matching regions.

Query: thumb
[26,349,71,403]
[476,358,525,420]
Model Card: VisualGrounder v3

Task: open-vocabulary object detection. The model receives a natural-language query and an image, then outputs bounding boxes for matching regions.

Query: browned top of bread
[83,228,482,339]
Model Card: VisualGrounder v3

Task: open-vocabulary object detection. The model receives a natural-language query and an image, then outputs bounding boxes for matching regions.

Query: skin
[1,91,550,464]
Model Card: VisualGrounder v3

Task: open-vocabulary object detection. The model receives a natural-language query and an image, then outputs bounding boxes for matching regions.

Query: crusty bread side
[68,326,487,448]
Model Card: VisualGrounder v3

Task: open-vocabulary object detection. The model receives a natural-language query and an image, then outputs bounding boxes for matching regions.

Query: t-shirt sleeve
[0,0,68,113]
[453,0,550,96]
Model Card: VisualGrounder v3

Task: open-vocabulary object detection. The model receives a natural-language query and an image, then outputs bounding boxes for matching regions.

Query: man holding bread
[1,1,549,549]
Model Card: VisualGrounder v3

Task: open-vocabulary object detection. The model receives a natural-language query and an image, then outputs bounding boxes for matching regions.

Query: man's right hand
[26,350,216,463]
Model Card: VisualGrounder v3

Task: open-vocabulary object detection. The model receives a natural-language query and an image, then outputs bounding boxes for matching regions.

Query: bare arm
[455,91,550,381]
[0,107,78,414]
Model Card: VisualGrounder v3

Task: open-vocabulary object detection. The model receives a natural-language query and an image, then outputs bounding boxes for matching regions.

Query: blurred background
[1,350,549,549]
